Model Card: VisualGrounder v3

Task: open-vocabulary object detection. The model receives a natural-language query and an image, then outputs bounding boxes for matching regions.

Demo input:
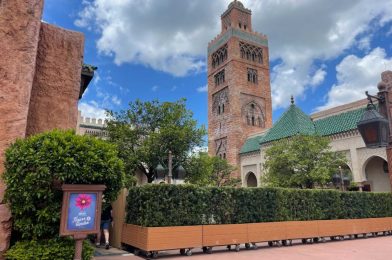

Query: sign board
[60,184,106,237]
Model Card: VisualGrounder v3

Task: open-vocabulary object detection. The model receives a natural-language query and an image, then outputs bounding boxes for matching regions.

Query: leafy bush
[5,237,93,260]
[126,185,392,227]
[3,130,125,240]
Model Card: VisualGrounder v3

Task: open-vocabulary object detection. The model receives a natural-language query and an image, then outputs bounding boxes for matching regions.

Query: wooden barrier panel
[368,217,391,233]
[352,219,372,234]
[145,226,203,251]
[122,224,202,251]
[122,218,392,252]
[317,219,356,237]
[202,224,248,246]
[284,221,319,239]
[122,224,148,251]
[247,222,285,242]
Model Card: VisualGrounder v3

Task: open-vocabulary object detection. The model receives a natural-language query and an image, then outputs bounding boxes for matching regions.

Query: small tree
[106,99,206,183]
[3,130,125,240]
[185,152,241,187]
[263,134,346,189]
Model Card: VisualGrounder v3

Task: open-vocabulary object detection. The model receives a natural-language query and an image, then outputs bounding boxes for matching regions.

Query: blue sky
[43,0,392,129]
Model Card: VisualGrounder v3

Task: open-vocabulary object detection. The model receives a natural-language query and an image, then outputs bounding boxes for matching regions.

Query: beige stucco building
[240,98,391,192]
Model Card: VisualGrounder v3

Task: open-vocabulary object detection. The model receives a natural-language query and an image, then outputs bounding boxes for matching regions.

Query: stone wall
[0,0,84,256]
[26,23,84,136]
[0,0,44,255]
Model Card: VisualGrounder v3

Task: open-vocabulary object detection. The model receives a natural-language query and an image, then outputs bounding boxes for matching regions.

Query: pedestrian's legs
[103,228,110,245]
[96,229,102,246]
[104,227,110,249]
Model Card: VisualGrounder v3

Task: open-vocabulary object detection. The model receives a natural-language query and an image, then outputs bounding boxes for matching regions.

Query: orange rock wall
[26,23,84,136]
[0,1,44,255]
[0,0,84,257]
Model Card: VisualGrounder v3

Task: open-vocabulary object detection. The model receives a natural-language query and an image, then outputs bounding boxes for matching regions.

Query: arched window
[247,68,258,84]
[213,87,228,116]
[241,49,245,58]
[214,69,225,86]
[211,44,228,69]
[246,172,257,187]
[258,54,263,63]
[243,102,264,127]
[239,23,242,28]
[240,42,263,64]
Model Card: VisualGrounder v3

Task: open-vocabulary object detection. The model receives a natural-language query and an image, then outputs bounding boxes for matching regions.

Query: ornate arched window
[213,88,229,116]
[214,69,225,86]
[239,42,263,64]
[215,137,227,158]
[242,102,265,127]
[247,68,257,84]
[246,172,257,187]
[211,44,228,69]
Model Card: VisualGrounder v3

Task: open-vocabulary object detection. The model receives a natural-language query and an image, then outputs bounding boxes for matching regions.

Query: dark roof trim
[80,64,97,99]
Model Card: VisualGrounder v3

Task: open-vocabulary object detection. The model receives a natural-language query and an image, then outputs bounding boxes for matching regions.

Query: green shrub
[5,237,94,260]
[126,185,392,227]
[3,130,125,240]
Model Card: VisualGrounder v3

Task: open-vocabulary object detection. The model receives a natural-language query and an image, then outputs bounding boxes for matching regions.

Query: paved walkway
[94,236,392,260]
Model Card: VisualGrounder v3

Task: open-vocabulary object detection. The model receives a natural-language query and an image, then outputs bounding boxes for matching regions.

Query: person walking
[96,204,113,249]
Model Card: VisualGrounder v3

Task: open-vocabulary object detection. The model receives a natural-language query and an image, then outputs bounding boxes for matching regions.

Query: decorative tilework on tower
[208,1,272,175]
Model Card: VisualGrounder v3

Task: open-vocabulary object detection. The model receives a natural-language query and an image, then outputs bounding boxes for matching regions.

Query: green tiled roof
[259,104,316,144]
[314,106,367,136]
[239,103,367,154]
[240,134,264,154]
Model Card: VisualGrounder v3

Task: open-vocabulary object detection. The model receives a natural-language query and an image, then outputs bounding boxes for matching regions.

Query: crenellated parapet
[77,111,108,138]
[208,28,268,55]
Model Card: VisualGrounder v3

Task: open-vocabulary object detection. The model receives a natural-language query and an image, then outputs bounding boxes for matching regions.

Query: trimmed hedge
[126,185,392,227]
[3,130,125,240]
[5,237,94,260]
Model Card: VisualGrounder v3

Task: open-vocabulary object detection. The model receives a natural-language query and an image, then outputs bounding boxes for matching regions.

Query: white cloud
[316,48,392,111]
[357,36,371,52]
[75,0,225,76]
[92,71,101,85]
[387,27,392,36]
[197,85,208,93]
[249,0,392,109]
[152,85,159,92]
[76,0,392,105]
[111,95,121,105]
[78,101,107,119]
[310,67,327,87]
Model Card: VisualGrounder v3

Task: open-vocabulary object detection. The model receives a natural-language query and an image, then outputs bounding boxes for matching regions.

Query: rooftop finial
[291,95,294,105]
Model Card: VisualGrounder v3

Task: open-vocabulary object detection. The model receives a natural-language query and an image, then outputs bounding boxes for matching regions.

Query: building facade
[208,1,391,192]
[240,98,391,192]
[207,1,272,175]
[76,111,108,138]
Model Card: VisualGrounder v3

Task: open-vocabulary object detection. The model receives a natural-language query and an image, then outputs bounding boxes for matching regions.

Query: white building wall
[240,131,389,190]
[240,152,260,187]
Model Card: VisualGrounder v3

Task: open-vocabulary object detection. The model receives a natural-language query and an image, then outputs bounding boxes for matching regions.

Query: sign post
[60,184,106,260]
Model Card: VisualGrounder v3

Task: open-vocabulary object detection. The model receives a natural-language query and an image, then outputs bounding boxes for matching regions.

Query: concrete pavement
[94,235,392,260]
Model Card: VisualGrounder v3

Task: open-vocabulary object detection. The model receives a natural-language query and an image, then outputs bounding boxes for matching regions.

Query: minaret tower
[207,0,272,174]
